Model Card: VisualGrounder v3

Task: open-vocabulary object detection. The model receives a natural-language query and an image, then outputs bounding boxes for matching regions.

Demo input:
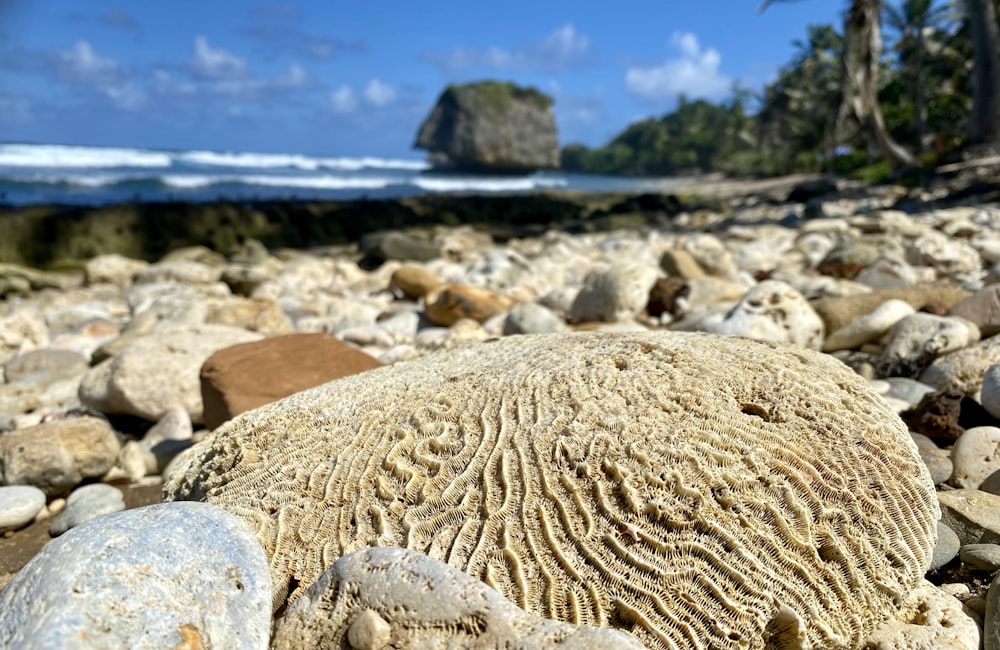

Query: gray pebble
[49,483,125,536]
[961,543,1000,571]
[983,364,1000,420]
[503,302,567,335]
[931,521,962,571]
[0,502,271,649]
[985,571,1000,650]
[0,485,46,533]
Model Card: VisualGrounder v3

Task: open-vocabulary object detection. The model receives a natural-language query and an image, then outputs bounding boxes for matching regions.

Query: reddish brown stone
[646,277,688,318]
[901,388,1000,445]
[200,333,382,430]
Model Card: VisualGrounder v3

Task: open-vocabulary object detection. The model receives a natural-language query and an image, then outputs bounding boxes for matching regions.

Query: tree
[758,0,918,167]
[965,0,1000,143]
[883,0,954,150]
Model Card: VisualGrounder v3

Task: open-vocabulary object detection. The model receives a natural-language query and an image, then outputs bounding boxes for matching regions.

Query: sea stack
[414,80,559,173]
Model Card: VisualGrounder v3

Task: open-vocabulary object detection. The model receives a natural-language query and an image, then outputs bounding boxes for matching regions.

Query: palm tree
[883,0,953,151]
[965,0,1000,144]
[759,0,918,167]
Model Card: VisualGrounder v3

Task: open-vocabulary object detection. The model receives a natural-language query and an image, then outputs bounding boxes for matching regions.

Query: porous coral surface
[163,331,939,649]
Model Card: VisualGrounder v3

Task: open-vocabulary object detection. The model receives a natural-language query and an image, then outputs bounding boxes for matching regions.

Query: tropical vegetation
[561,0,1000,179]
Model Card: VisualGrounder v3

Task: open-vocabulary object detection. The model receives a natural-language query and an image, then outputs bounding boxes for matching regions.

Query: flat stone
[938,489,1000,546]
[49,483,124,536]
[200,333,382,431]
[0,485,46,533]
[659,248,705,279]
[960,544,1000,571]
[0,502,271,649]
[951,426,1000,489]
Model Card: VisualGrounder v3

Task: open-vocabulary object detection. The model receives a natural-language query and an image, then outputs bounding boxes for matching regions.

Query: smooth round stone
[950,426,1000,489]
[981,365,1000,420]
[931,521,962,571]
[0,486,46,533]
[0,502,272,649]
[986,571,1000,650]
[882,377,937,407]
[981,469,1000,496]
[49,483,125,536]
[961,544,1000,571]
[503,302,567,335]
[911,433,953,485]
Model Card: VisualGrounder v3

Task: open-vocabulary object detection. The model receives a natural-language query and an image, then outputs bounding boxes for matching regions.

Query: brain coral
[163,331,939,649]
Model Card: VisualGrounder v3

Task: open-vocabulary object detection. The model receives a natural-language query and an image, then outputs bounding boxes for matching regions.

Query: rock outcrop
[164,331,939,649]
[414,81,559,172]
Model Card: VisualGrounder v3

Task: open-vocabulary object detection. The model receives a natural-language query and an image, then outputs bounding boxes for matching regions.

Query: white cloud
[422,24,589,72]
[275,64,307,88]
[190,36,247,79]
[103,82,145,110]
[625,32,731,100]
[51,41,121,83]
[330,85,358,113]
[363,79,395,107]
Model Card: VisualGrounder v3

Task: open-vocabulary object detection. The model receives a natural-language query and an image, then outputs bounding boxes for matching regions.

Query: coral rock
[164,331,938,649]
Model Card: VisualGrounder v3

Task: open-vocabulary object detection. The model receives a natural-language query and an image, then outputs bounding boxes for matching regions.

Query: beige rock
[569,264,659,323]
[389,266,442,300]
[79,324,263,424]
[0,310,48,366]
[84,254,148,287]
[937,489,1000,546]
[165,331,938,649]
[424,283,513,327]
[950,427,1000,490]
[205,296,293,335]
[270,547,643,650]
[921,335,1000,398]
[811,285,971,334]
[660,248,705,279]
[133,260,223,285]
[823,299,915,352]
[0,417,121,496]
[703,280,825,349]
[864,580,980,650]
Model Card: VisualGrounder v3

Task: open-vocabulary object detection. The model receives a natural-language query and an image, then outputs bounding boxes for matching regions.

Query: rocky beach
[3,174,1000,648]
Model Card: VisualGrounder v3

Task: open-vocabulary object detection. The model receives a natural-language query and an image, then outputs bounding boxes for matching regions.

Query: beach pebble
[569,264,659,323]
[0,310,49,365]
[878,313,976,378]
[49,483,124,536]
[133,260,223,285]
[921,335,1000,398]
[985,571,1000,650]
[911,432,953,485]
[424,282,514,326]
[950,426,1000,489]
[361,230,440,264]
[389,265,441,299]
[83,255,148,288]
[950,284,1000,337]
[503,302,567,335]
[0,502,272,649]
[822,299,914,352]
[702,279,824,349]
[960,544,1000,571]
[810,285,971,335]
[981,365,1000,420]
[0,485,46,533]
[0,416,120,496]
[855,255,919,289]
[938,489,1000,546]
[270,547,642,650]
[910,230,982,278]
[79,323,263,424]
[882,377,937,407]
[659,248,705,279]
[677,234,736,276]
[818,237,906,278]
[932,521,962,571]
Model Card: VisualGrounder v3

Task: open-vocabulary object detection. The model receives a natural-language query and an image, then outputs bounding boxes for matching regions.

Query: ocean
[0,143,687,207]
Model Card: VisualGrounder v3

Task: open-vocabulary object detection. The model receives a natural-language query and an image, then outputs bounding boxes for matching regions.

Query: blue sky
[0,1,845,158]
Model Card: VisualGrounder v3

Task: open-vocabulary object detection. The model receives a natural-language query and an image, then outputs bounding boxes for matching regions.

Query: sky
[0,1,846,159]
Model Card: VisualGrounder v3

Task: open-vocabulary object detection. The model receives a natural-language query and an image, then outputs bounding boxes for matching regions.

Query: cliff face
[414,81,559,172]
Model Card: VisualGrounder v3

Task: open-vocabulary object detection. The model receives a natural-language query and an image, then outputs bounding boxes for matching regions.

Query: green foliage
[445,81,552,114]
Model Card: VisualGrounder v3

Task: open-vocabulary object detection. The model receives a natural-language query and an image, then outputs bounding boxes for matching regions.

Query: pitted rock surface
[164,331,939,650]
